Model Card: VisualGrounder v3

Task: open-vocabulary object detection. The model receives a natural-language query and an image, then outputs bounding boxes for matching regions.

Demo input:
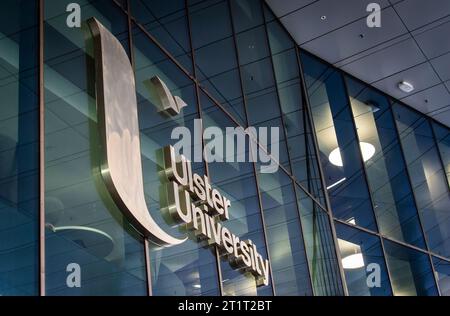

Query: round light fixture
[398,81,414,93]
[342,253,365,269]
[328,142,375,167]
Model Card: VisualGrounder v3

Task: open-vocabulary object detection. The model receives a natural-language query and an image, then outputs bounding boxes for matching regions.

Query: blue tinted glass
[336,223,392,296]
[256,166,312,296]
[393,103,450,258]
[302,52,377,231]
[297,189,344,295]
[384,239,438,296]
[0,0,39,295]
[130,0,193,73]
[132,25,220,296]
[44,0,147,295]
[201,91,273,295]
[432,122,450,186]
[433,257,450,296]
[346,77,425,248]
[229,0,264,33]
[189,0,246,125]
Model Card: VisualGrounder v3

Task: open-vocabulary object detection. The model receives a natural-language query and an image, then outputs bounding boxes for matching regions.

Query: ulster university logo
[86,18,270,285]
[86,18,187,247]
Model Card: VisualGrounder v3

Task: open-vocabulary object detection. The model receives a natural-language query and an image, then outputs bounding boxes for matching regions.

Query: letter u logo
[86,18,186,247]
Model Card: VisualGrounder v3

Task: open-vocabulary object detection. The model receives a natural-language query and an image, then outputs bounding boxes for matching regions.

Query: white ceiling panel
[266,0,450,127]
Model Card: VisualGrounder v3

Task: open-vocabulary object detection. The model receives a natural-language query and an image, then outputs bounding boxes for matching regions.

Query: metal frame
[38,0,45,297]
[34,0,450,297]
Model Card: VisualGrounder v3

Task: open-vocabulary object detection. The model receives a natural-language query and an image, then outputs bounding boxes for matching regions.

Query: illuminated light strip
[326,177,347,190]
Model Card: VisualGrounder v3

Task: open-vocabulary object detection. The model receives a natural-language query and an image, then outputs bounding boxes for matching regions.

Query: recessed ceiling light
[321,15,327,20]
[398,81,414,93]
[328,142,375,167]
[342,253,365,269]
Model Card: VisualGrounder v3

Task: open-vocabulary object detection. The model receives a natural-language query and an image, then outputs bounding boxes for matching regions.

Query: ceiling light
[321,15,327,20]
[342,253,365,269]
[192,284,202,289]
[328,142,375,167]
[398,81,414,93]
[326,177,347,190]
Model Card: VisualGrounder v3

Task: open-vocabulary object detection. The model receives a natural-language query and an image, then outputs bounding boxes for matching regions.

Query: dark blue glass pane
[0,0,39,296]
[302,52,377,231]
[384,239,438,296]
[202,92,273,295]
[44,0,147,296]
[132,25,220,296]
[336,223,392,296]
[433,257,450,296]
[189,0,246,125]
[346,77,425,248]
[130,0,193,73]
[297,189,344,295]
[393,104,450,258]
[256,166,312,296]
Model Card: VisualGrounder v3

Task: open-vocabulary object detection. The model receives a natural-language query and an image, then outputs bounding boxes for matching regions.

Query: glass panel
[132,25,220,296]
[302,52,377,231]
[201,91,272,296]
[256,165,312,295]
[130,0,193,73]
[383,239,438,296]
[393,103,450,258]
[346,77,425,248]
[44,0,147,295]
[0,0,39,295]
[296,189,344,295]
[239,44,290,171]
[266,24,324,203]
[433,257,450,296]
[188,0,246,125]
[229,0,264,33]
[432,122,450,186]
[336,223,392,296]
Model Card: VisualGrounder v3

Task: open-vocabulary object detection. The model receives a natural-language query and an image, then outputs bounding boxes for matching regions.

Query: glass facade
[0,0,449,296]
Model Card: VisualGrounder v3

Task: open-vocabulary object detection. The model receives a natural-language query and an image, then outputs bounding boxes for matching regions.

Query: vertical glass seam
[389,101,441,295]
[340,77,396,296]
[225,0,276,296]
[296,47,348,296]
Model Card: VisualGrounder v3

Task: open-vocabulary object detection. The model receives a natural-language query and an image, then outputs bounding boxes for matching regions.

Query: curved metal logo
[87,18,186,247]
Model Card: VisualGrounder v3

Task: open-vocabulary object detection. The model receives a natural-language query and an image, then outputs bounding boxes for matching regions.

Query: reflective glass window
[296,189,344,295]
[256,165,312,295]
[132,25,220,296]
[433,257,450,296]
[201,91,272,296]
[130,0,193,73]
[384,239,438,296]
[0,0,39,295]
[346,77,425,248]
[44,0,147,295]
[432,122,450,186]
[336,223,391,296]
[302,52,377,231]
[229,0,264,33]
[263,10,324,204]
[188,0,246,125]
[393,103,450,258]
